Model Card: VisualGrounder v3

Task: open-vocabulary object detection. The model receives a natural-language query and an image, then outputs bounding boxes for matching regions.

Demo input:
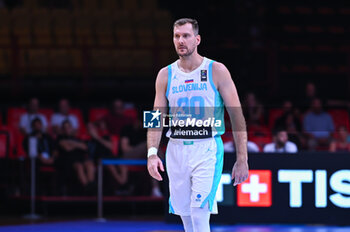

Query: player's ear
[196,34,201,46]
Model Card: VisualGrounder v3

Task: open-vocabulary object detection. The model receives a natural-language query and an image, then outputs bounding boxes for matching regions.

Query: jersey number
[177,96,204,119]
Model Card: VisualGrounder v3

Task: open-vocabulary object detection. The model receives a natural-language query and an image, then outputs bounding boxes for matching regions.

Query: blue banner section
[102,159,147,166]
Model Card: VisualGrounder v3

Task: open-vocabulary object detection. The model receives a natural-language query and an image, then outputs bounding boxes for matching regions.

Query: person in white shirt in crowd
[224,140,260,153]
[51,98,79,135]
[19,98,48,135]
[263,128,298,153]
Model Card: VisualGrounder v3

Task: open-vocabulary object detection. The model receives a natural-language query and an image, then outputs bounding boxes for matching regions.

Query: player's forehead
[173,23,195,35]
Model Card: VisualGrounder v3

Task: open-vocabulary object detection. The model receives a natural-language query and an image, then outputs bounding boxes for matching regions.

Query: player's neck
[178,53,203,73]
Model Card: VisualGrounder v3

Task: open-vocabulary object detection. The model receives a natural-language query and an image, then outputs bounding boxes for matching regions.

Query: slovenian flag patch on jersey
[185,79,194,83]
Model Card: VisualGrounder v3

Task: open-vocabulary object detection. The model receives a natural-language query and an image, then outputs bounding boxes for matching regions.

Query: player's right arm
[147,67,168,181]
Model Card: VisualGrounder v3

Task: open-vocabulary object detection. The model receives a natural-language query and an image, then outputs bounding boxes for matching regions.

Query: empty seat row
[0,8,173,46]
[280,64,347,74]
[0,48,174,75]
[277,6,350,15]
[279,44,350,52]
[23,0,159,10]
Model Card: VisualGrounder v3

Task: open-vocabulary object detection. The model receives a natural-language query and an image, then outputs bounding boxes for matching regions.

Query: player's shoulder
[156,66,169,81]
[158,66,168,76]
[211,61,230,76]
[211,61,227,71]
[210,60,232,83]
[155,66,169,88]
[286,141,298,152]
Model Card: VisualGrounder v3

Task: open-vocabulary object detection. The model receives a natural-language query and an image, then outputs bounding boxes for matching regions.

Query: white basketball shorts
[166,136,224,216]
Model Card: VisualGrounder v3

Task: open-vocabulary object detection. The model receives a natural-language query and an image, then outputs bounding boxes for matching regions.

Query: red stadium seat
[0,133,8,158]
[7,107,26,130]
[111,135,119,156]
[124,108,138,121]
[248,124,271,137]
[7,107,53,129]
[69,108,87,136]
[39,109,54,125]
[88,108,109,122]
[0,126,16,158]
[7,107,53,158]
[327,109,350,131]
[268,109,284,129]
[247,125,272,151]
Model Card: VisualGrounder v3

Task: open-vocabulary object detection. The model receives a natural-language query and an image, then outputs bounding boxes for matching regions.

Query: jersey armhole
[165,65,172,98]
[208,60,219,94]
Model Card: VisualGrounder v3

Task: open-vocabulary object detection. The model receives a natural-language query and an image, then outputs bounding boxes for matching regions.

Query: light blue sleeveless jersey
[165,57,225,139]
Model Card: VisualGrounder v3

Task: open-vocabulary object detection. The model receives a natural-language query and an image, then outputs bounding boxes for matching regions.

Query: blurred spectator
[120,114,163,197]
[329,126,350,152]
[88,121,128,186]
[274,100,303,149]
[102,99,133,135]
[242,92,264,126]
[22,118,57,195]
[19,98,48,135]
[300,82,318,111]
[223,140,260,153]
[23,118,57,165]
[303,98,334,150]
[263,128,298,153]
[51,99,79,136]
[56,120,95,194]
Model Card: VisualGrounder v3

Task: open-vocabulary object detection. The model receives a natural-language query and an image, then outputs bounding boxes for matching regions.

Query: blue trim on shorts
[166,65,172,98]
[200,136,224,211]
[169,197,175,214]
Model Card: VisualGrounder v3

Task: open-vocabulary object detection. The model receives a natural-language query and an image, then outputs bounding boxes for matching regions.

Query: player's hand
[147,155,164,181]
[232,160,249,186]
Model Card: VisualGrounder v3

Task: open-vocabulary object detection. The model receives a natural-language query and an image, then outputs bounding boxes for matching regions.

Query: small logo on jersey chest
[200,70,207,82]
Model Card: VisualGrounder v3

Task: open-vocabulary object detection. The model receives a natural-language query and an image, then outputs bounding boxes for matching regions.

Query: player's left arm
[213,62,249,186]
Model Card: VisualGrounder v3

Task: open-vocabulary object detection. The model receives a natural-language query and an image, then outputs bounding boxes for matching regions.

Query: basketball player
[147,18,249,232]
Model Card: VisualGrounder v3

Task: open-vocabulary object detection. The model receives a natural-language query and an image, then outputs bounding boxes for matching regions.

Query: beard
[176,45,196,57]
[276,140,286,148]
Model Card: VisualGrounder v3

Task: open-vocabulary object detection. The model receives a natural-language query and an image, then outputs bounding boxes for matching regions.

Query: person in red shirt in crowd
[329,125,350,152]
[102,99,133,135]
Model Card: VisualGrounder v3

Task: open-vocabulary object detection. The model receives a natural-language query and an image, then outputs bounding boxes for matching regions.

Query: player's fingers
[243,174,249,182]
[231,168,236,180]
[152,165,162,181]
[148,166,155,178]
[158,160,164,172]
[235,173,243,185]
[234,173,239,186]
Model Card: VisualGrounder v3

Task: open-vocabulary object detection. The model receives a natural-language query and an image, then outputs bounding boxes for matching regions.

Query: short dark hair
[61,119,71,128]
[31,117,42,128]
[173,18,199,35]
[273,127,286,136]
